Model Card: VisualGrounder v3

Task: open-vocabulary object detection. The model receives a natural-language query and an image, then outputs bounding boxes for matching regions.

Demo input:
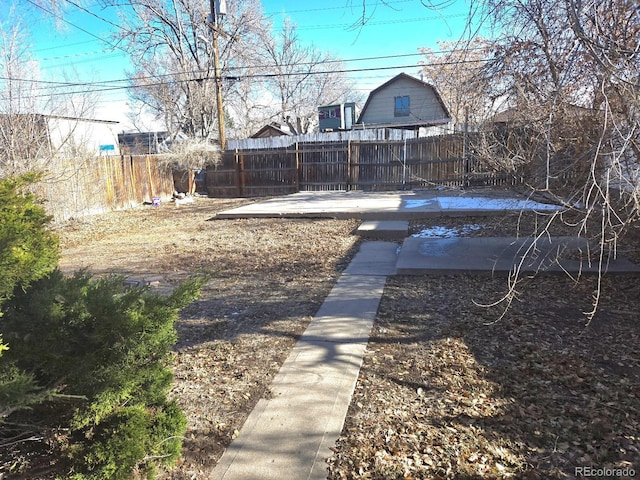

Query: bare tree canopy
[368,0,639,317]
[111,0,268,143]
[475,0,638,197]
[108,0,361,143]
[257,19,362,134]
[420,37,494,129]
[465,0,640,318]
[0,7,97,178]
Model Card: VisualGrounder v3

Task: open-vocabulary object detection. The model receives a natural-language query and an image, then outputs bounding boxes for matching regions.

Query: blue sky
[8,0,480,128]
[263,0,476,91]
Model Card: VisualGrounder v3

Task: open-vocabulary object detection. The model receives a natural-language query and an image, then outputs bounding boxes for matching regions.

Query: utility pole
[208,0,226,150]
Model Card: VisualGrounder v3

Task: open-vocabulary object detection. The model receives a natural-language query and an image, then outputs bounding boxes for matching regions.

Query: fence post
[463,107,470,187]
[129,155,138,203]
[294,142,300,192]
[351,141,360,191]
[346,140,351,191]
[234,149,242,197]
[145,155,155,201]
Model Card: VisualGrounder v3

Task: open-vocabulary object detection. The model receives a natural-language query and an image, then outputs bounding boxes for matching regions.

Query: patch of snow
[404,199,437,209]
[437,196,561,211]
[412,224,483,239]
[418,237,460,256]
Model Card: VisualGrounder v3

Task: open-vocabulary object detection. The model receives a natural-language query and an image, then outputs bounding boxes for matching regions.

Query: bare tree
[0,12,50,177]
[0,9,97,179]
[224,75,276,138]
[363,0,639,319]
[257,20,362,134]
[419,37,495,130]
[467,0,639,320]
[113,0,269,145]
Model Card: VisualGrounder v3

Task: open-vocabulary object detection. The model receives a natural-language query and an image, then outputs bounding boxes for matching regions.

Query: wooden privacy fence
[206,134,520,197]
[38,154,174,222]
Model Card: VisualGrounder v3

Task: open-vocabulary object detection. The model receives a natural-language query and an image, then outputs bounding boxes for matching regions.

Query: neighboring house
[118,131,171,155]
[0,113,120,159]
[318,103,356,132]
[356,73,451,130]
[250,123,295,139]
[48,115,120,156]
[489,104,598,127]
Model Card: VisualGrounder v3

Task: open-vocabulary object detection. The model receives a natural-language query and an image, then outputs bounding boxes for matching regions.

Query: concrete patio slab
[396,236,640,275]
[214,190,562,220]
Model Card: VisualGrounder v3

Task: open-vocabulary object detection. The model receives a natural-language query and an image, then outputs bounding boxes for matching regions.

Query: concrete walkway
[211,242,398,480]
[396,236,640,275]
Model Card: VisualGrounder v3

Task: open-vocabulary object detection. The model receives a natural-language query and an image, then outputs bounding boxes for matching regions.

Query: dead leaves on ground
[327,274,640,479]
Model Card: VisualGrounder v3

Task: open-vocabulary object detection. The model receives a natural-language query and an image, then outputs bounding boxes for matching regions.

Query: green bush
[2,272,203,478]
[69,402,186,480]
[0,174,204,478]
[0,173,58,305]
[0,174,58,419]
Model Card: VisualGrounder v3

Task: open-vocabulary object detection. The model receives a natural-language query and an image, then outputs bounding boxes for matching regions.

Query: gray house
[356,73,451,130]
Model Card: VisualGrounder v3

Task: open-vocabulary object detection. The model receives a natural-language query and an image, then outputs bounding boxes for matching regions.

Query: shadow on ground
[326,273,640,479]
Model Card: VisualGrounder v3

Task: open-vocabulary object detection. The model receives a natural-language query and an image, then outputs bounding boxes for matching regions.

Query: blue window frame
[394,95,410,117]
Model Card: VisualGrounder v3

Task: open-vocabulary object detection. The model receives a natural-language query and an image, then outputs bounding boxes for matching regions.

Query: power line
[4,48,489,93]
[62,0,126,32]
[295,13,467,31]
[13,57,490,99]
[264,0,418,16]
[35,39,100,53]
[24,0,127,54]
[40,50,123,64]
[27,3,466,58]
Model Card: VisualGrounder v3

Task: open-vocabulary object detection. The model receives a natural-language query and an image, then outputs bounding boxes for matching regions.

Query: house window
[394,96,410,117]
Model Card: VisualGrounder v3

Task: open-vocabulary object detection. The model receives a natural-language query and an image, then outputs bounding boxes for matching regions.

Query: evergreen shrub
[2,273,203,478]
[0,173,58,304]
[0,174,58,418]
[0,174,204,478]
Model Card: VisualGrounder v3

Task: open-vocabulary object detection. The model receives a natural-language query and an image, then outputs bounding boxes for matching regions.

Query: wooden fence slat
[36,154,174,222]
[204,134,523,197]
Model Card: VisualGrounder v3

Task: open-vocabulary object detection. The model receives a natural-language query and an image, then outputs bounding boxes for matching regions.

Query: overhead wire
[6,57,490,100]
[24,0,128,53]
[62,0,127,32]
[3,47,490,93]
[17,10,482,118]
[29,1,459,55]
[7,1,486,102]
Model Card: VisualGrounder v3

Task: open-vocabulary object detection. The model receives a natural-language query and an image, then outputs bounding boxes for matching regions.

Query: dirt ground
[2,195,639,479]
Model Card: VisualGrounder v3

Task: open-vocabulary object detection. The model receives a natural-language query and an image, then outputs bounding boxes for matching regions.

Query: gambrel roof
[356,73,451,129]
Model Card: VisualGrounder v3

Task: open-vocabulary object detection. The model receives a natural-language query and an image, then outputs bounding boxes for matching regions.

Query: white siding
[47,117,121,156]
[359,77,448,125]
[228,128,418,150]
